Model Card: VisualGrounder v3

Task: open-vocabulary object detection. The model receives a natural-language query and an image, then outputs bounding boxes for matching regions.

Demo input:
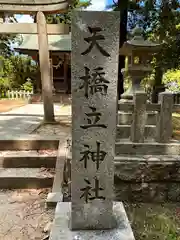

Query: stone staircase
[0,136,59,189]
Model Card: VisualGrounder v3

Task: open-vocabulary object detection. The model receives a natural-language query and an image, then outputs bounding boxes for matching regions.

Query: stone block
[130,92,147,142]
[0,137,59,150]
[71,11,120,230]
[115,141,180,155]
[114,182,180,203]
[156,92,173,143]
[0,168,53,189]
[49,202,135,240]
[116,125,156,139]
[114,155,180,182]
[118,111,157,125]
[46,192,63,207]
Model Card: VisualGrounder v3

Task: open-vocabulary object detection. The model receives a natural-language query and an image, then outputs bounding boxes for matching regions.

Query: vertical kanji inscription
[81,26,110,57]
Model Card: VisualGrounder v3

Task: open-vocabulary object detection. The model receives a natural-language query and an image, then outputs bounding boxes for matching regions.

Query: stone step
[0,168,54,189]
[0,136,59,150]
[116,124,156,139]
[0,150,57,168]
[114,155,180,182]
[115,141,180,155]
[118,111,157,125]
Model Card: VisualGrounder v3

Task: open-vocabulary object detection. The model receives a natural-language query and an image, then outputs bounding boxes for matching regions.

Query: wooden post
[156,92,173,143]
[130,92,147,143]
[37,11,54,122]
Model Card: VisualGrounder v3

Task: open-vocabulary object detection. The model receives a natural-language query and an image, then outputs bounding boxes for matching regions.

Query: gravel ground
[0,189,54,240]
[32,117,71,137]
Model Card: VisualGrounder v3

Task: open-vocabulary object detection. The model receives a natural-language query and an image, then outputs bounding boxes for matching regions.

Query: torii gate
[0,0,70,122]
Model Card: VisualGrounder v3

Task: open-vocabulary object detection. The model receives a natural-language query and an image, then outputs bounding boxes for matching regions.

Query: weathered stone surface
[0,138,59,150]
[115,142,180,155]
[116,125,156,139]
[49,202,135,240]
[0,168,54,189]
[114,155,180,182]
[156,92,173,143]
[113,153,180,203]
[71,11,120,230]
[130,92,147,142]
[114,182,180,203]
[118,111,157,125]
[0,152,56,168]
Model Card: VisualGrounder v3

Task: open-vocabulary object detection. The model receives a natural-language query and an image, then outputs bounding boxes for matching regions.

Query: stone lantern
[120,27,161,101]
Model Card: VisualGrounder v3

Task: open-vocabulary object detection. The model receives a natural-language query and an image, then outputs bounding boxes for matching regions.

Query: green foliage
[9,55,37,87]
[139,68,180,94]
[20,78,33,92]
[162,69,180,92]
[0,55,37,91]
[0,77,12,91]
[0,55,14,90]
[0,14,19,56]
[112,0,180,87]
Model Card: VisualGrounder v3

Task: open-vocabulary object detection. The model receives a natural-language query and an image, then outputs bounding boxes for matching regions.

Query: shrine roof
[14,33,71,52]
[0,0,69,13]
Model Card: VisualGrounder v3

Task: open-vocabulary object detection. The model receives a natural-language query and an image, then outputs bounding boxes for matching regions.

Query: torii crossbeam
[0,0,70,13]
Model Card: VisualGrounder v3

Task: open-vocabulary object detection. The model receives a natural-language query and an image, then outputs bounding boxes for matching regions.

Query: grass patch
[126,203,180,240]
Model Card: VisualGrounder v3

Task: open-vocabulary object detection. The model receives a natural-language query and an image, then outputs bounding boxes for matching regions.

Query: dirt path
[0,99,26,113]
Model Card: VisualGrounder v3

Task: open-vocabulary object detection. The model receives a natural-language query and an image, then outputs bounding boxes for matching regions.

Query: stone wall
[114,157,180,203]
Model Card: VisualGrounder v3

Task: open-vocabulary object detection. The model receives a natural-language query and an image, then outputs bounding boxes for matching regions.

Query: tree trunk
[151,67,165,103]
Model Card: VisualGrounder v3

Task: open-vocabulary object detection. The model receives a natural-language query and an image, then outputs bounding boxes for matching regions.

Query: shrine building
[14,32,71,94]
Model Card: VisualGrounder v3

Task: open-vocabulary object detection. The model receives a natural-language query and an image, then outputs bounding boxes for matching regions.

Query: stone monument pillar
[71,10,119,230]
[49,11,135,240]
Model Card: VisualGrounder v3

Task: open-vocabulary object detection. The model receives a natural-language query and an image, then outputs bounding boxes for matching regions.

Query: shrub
[163,69,180,92]
[20,78,33,92]
[0,55,38,91]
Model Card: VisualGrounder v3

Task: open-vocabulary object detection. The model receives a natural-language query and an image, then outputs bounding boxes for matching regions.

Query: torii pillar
[37,11,54,122]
